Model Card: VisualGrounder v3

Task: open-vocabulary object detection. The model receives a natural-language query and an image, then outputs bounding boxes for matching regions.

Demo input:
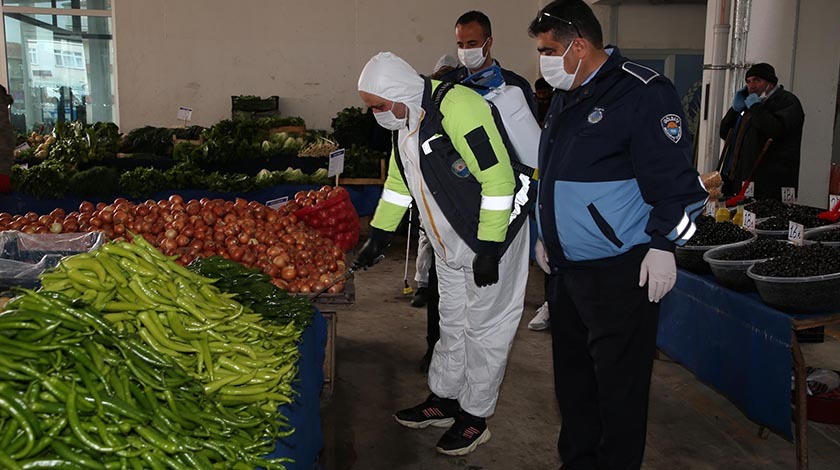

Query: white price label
[744,181,755,198]
[328,148,345,178]
[788,221,805,246]
[177,106,193,122]
[265,196,289,210]
[781,187,796,204]
[705,200,716,216]
[14,142,30,152]
[829,194,840,211]
[743,210,756,232]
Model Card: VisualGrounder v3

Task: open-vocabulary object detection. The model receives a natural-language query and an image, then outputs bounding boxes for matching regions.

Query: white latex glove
[535,238,551,274]
[638,248,676,303]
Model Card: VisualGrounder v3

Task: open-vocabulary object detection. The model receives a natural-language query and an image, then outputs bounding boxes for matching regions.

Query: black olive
[751,243,840,277]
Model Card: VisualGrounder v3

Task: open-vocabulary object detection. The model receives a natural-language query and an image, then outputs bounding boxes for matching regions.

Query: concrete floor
[319,229,840,470]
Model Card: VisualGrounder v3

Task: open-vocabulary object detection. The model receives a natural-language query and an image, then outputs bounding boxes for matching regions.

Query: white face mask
[373,102,407,131]
[458,39,489,70]
[539,41,581,91]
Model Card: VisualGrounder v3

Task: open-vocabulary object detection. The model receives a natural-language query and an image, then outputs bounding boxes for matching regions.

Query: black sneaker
[435,410,491,456]
[393,394,457,429]
[411,287,429,308]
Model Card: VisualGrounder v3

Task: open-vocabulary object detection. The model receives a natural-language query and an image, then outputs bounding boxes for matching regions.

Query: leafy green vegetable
[11,160,72,198]
[119,166,170,198]
[69,166,121,197]
[331,106,374,148]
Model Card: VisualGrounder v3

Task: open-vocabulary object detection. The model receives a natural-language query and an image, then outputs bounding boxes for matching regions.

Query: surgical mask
[539,41,581,91]
[373,102,407,131]
[457,39,488,70]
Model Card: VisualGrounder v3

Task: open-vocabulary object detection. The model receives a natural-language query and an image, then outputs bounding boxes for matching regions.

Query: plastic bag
[0,231,106,289]
[294,189,360,252]
[807,369,840,396]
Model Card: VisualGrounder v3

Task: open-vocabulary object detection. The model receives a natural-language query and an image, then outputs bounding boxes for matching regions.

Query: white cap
[433,54,459,74]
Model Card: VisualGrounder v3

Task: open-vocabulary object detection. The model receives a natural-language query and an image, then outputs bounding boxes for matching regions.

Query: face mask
[458,39,489,70]
[373,102,407,131]
[539,41,581,91]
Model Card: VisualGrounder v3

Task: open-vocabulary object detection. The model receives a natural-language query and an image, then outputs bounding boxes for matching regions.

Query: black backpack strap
[391,130,407,184]
[431,81,457,123]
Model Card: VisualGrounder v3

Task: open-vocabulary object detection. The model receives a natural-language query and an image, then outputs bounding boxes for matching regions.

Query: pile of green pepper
[0,235,308,467]
[0,290,290,469]
[188,256,315,329]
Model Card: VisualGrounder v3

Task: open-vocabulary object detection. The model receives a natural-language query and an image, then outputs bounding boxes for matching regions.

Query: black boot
[411,286,429,308]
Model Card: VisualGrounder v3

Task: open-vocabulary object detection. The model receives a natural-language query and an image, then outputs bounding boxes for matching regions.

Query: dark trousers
[426,257,440,350]
[547,249,659,470]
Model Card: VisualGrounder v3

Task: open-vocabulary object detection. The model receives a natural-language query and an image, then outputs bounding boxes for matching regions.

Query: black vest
[392,78,536,256]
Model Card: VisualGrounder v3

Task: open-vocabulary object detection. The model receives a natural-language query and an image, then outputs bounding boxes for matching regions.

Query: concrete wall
[789,0,840,206]
[113,0,542,131]
[610,3,706,51]
[113,0,708,132]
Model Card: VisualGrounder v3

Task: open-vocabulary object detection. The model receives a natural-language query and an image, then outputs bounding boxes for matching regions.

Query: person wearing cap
[431,54,459,80]
[529,1,712,468]
[440,10,536,115]
[354,51,531,456]
[720,62,805,199]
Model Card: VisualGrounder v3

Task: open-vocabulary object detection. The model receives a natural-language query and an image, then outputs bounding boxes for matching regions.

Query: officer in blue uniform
[528,2,711,469]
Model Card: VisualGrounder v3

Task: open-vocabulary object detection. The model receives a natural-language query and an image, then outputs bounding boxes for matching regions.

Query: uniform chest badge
[587,108,604,124]
[451,159,470,178]
[661,114,682,143]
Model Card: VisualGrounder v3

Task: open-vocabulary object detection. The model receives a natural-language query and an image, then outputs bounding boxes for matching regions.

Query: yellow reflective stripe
[480,195,514,211]
[381,188,412,207]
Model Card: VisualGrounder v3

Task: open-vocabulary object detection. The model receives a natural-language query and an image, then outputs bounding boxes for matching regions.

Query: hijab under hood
[358,52,425,132]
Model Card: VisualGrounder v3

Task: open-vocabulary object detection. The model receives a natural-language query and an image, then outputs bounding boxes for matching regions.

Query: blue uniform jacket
[537,48,708,269]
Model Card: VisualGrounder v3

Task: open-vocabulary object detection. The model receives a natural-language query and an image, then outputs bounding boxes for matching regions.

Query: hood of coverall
[358,52,425,133]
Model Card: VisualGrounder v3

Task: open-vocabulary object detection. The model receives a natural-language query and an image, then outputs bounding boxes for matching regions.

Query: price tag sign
[265,196,289,210]
[744,181,755,198]
[829,194,840,211]
[14,142,30,152]
[176,106,193,122]
[743,210,756,232]
[781,187,796,204]
[788,221,805,246]
[328,148,345,178]
[705,199,716,216]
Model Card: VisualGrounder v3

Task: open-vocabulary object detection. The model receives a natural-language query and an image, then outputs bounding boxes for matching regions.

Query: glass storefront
[2,0,113,132]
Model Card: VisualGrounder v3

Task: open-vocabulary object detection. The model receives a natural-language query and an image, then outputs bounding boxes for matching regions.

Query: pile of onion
[0,195,348,293]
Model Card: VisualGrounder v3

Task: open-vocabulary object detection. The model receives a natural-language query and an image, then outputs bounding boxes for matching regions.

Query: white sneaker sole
[528,321,550,331]
[435,429,492,456]
[394,415,455,429]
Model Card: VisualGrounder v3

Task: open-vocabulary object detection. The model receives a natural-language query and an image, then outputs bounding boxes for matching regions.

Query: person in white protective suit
[352,52,531,456]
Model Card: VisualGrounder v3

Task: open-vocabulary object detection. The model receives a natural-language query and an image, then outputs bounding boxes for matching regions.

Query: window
[0,0,114,131]
[54,48,84,69]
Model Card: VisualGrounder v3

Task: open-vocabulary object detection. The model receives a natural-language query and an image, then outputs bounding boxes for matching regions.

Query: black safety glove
[472,241,502,287]
[352,227,394,270]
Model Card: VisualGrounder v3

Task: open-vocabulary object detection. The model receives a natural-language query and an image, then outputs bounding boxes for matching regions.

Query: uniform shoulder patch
[660,114,682,143]
[622,62,660,85]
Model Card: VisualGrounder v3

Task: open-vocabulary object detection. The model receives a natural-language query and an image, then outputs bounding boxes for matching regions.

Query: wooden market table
[657,269,840,470]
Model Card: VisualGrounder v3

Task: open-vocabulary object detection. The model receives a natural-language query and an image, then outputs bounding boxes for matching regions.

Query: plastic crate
[0,231,105,290]
[231,95,279,113]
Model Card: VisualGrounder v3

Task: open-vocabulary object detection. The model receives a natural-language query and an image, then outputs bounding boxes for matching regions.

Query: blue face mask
[461,63,506,96]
